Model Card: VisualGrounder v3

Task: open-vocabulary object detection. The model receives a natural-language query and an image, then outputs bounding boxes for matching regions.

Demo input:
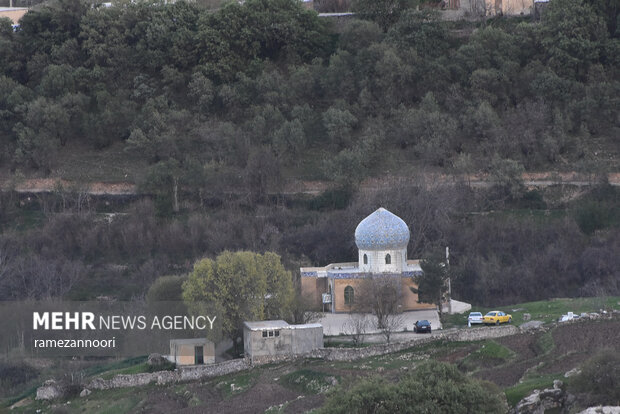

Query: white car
[468,312,484,325]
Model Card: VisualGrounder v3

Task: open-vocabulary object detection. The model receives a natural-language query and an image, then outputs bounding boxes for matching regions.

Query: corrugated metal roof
[169,338,211,345]
[244,320,290,330]
[243,320,323,330]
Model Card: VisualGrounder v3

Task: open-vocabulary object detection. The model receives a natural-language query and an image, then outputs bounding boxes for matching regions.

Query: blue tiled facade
[302,270,422,279]
[354,208,410,250]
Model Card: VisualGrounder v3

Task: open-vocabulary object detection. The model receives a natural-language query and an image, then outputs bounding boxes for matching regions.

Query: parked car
[468,312,484,325]
[414,320,432,333]
[483,311,512,325]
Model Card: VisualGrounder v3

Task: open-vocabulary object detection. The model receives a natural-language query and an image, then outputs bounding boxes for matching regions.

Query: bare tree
[344,313,369,346]
[0,244,10,292]
[351,178,461,257]
[4,256,85,300]
[379,312,404,344]
[290,292,322,325]
[356,275,403,344]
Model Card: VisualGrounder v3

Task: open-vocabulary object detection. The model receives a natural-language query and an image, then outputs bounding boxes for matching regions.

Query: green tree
[140,159,185,216]
[272,119,306,159]
[188,71,215,115]
[489,157,526,201]
[13,97,69,172]
[584,0,619,36]
[397,93,457,166]
[182,251,294,351]
[17,0,89,59]
[320,360,506,413]
[387,9,450,58]
[322,106,357,149]
[570,349,620,405]
[416,253,450,319]
[353,0,416,31]
[0,18,21,77]
[244,146,282,204]
[0,76,32,146]
[540,0,609,79]
[338,20,383,53]
[196,0,330,81]
[147,274,188,303]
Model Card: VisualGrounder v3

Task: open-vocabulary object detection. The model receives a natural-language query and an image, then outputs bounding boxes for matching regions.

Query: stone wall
[39,325,519,398]
[312,325,519,362]
[87,358,252,390]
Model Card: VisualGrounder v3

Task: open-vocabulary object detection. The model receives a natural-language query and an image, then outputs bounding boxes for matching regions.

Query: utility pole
[446,246,452,314]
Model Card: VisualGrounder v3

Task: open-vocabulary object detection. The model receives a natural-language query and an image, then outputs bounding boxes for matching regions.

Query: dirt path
[0,178,136,195]
[1,172,618,197]
[286,171,620,195]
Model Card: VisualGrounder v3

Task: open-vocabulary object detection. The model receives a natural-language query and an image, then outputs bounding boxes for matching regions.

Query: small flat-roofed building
[0,7,28,26]
[243,320,323,358]
[169,338,215,366]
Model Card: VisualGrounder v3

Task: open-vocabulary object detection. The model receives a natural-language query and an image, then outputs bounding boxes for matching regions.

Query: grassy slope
[442,296,620,328]
[4,297,619,413]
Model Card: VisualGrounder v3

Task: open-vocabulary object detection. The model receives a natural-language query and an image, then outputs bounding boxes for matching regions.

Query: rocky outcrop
[147,353,168,367]
[578,407,620,414]
[35,379,80,401]
[564,367,582,378]
[520,321,544,331]
[35,380,64,401]
[513,380,574,414]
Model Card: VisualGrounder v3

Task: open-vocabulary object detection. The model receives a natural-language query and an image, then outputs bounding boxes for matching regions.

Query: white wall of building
[358,248,407,273]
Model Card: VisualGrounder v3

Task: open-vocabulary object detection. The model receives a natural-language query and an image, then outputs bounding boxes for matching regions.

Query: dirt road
[1,171,618,197]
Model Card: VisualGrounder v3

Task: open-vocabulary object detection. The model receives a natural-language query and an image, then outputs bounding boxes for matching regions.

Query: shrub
[570,349,620,405]
[320,360,506,413]
[574,201,611,235]
[0,361,39,391]
[147,360,176,373]
[146,274,188,303]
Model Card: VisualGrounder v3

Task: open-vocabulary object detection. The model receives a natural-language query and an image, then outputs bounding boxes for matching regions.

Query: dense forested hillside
[1,0,618,181]
[0,0,618,306]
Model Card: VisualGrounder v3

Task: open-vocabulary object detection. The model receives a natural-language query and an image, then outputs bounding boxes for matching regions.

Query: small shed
[243,320,323,358]
[169,338,215,366]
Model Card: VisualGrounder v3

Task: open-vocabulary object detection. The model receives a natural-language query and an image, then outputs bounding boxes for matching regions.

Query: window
[385,254,391,264]
[275,330,280,337]
[344,286,354,305]
[262,331,267,338]
[363,254,368,265]
[262,330,280,338]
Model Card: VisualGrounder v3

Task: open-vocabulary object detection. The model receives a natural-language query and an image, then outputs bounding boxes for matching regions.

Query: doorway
[195,346,204,364]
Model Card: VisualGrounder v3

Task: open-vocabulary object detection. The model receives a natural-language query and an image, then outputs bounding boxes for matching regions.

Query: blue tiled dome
[355,208,410,250]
